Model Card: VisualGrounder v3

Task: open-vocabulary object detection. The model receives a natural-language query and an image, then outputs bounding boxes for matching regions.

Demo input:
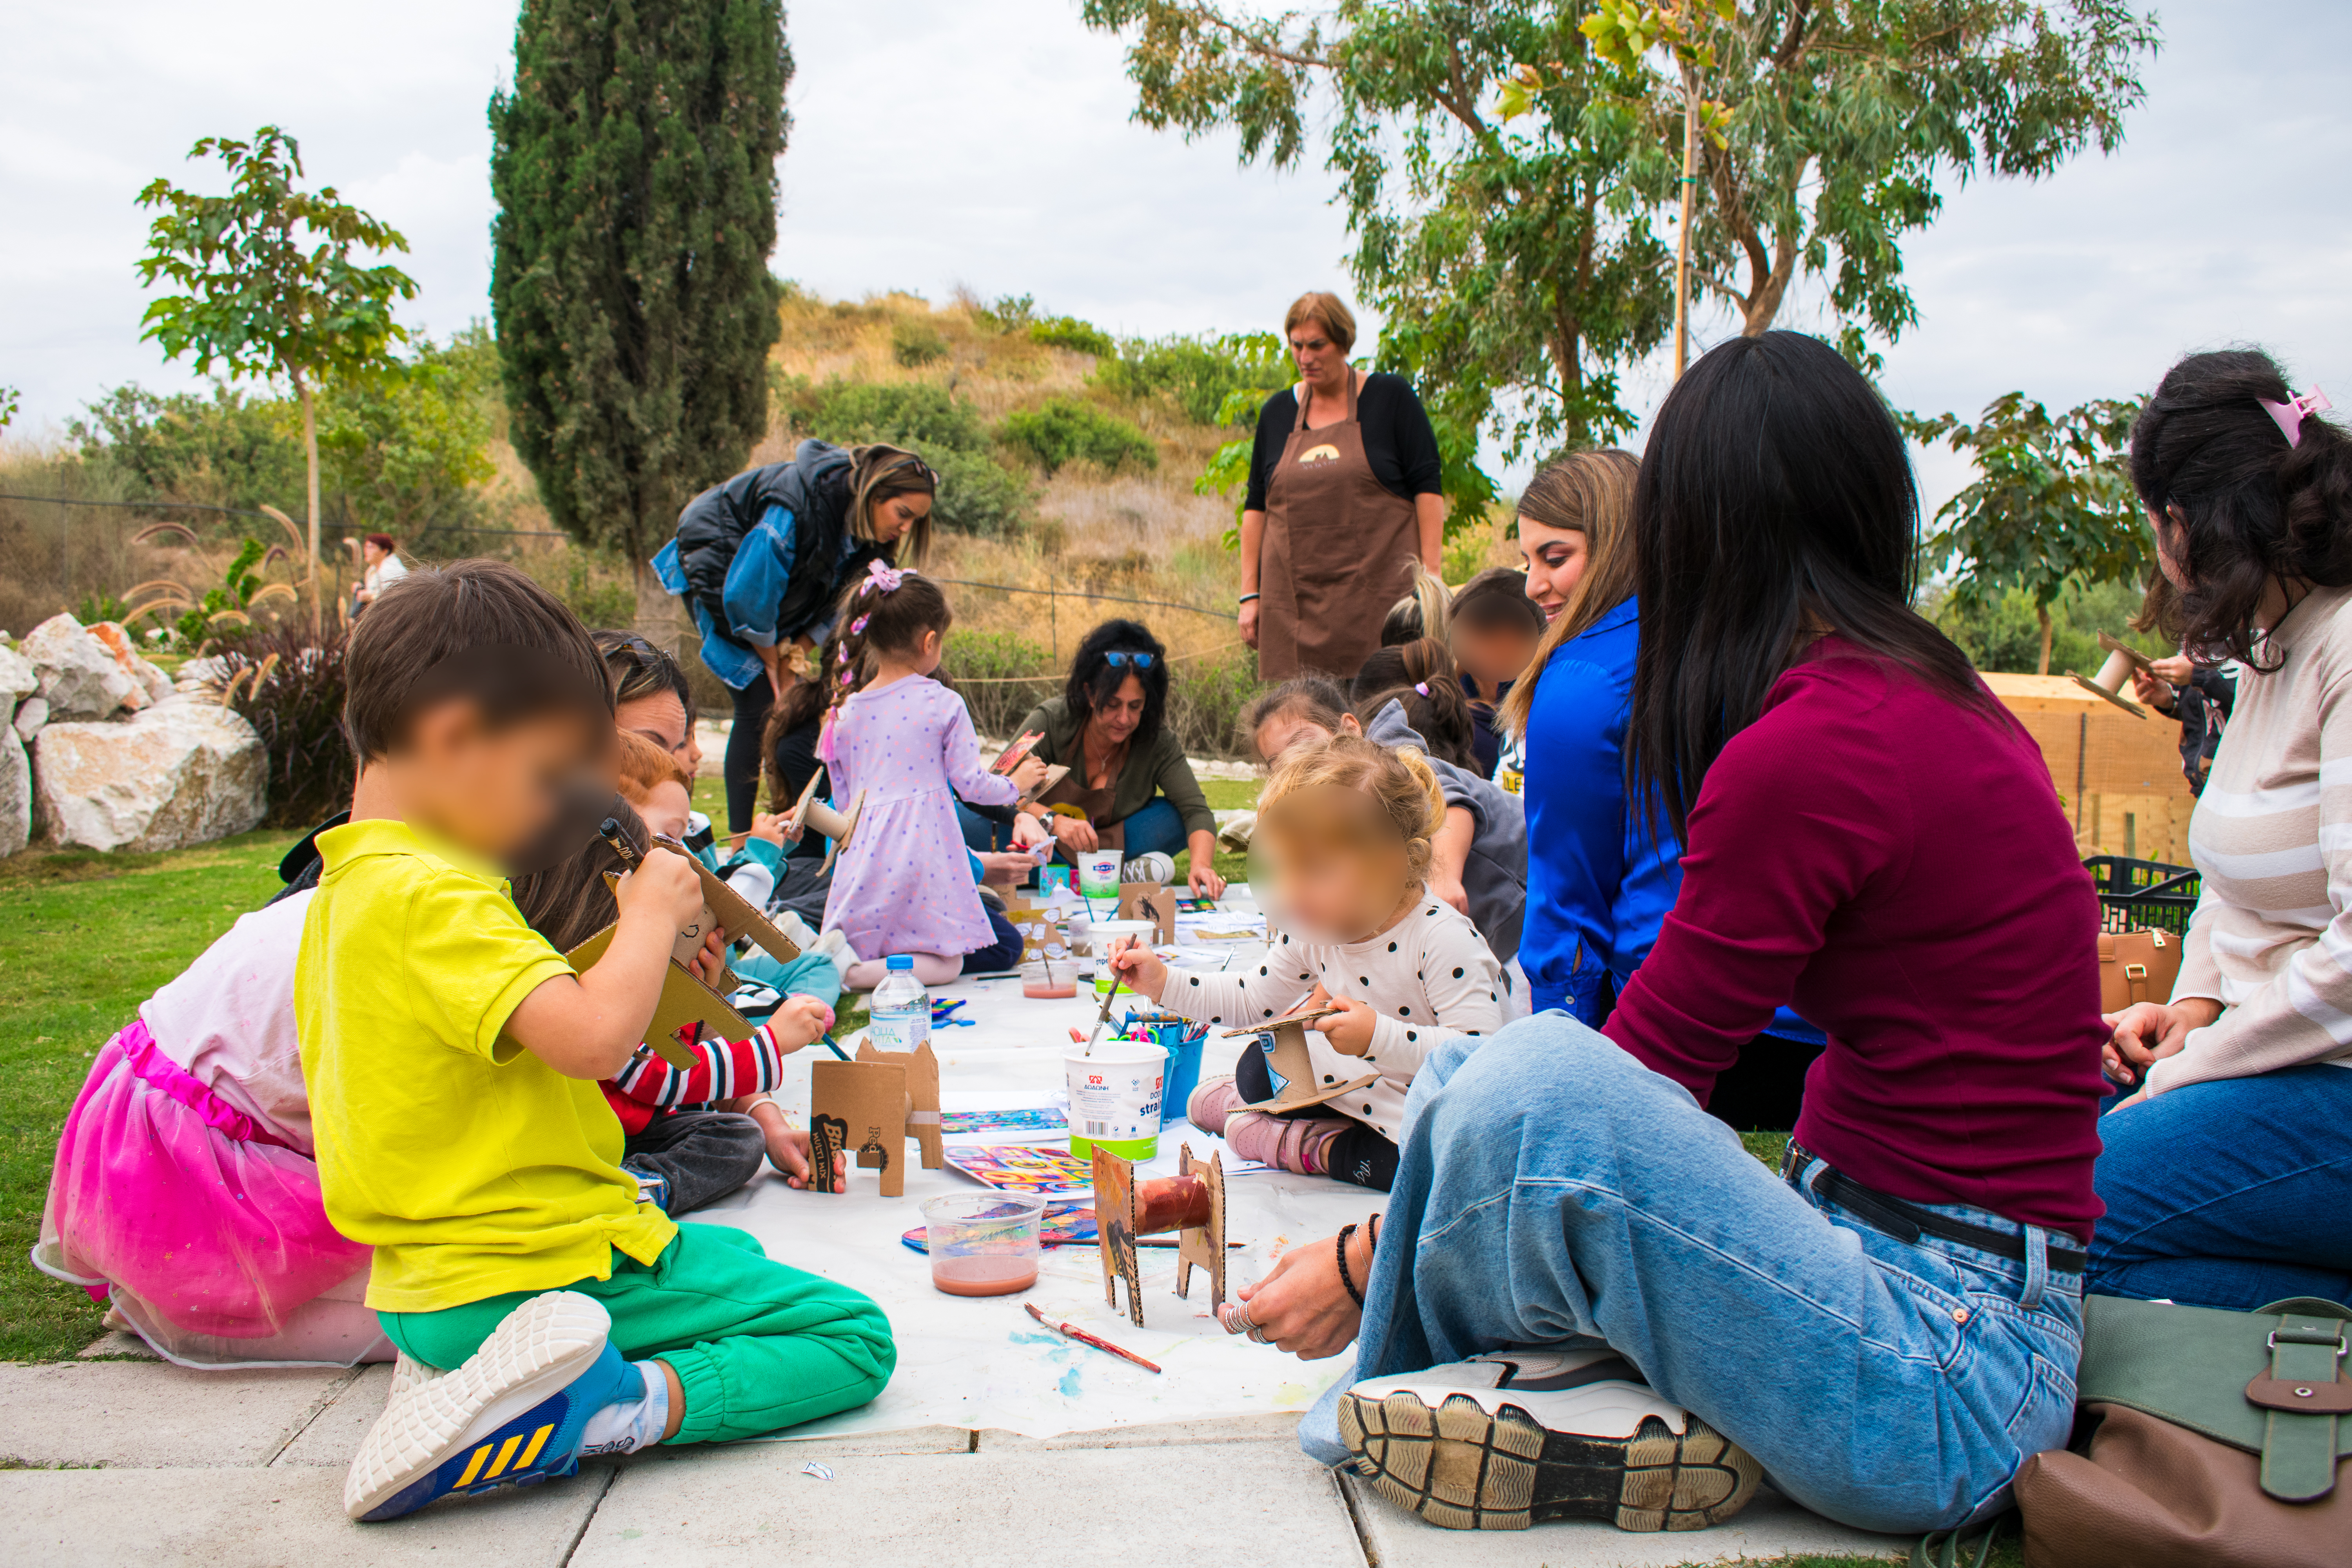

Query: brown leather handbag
[2097,927,2181,1013]
[2013,1294,2352,1568]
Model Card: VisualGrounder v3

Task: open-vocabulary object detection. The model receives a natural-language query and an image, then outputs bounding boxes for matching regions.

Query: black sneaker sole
[1337,1388,1762,1532]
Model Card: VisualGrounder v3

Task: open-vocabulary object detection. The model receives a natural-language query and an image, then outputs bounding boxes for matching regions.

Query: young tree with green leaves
[1577,0,2158,356]
[1919,392,2145,675]
[490,0,792,571]
[135,127,417,622]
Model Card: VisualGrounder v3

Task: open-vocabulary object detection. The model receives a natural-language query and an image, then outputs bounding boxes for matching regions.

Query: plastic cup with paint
[1065,1038,1168,1161]
[923,1193,1047,1297]
[1077,848,1124,898]
[1020,955,1075,999]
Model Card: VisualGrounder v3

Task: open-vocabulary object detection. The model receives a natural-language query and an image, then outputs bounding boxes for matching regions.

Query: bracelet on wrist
[1237,592,1261,604]
[1334,1223,1365,1307]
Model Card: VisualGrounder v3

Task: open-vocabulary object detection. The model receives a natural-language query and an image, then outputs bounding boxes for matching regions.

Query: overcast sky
[4,0,2347,513]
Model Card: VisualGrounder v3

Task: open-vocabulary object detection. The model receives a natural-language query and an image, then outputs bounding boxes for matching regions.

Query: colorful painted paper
[938,1107,1068,1136]
[943,1143,1093,1193]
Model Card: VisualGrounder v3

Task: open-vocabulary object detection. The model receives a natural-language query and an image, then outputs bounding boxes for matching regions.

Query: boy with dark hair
[299,559,893,1523]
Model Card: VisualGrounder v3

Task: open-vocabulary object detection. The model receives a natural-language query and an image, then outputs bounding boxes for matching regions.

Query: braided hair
[823,565,955,724]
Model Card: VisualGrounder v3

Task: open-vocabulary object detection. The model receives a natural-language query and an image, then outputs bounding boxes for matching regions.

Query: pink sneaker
[1223,1109,1351,1176]
[1187,1075,1245,1136]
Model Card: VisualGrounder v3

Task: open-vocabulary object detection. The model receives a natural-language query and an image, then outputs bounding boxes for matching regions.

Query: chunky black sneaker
[1336,1350,1762,1532]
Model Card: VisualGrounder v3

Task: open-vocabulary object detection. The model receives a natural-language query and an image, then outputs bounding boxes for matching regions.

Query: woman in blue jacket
[1505,453,1822,1129]
[654,441,937,829]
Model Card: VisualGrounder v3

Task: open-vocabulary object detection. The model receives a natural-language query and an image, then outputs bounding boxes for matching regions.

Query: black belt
[1785,1144,2087,1276]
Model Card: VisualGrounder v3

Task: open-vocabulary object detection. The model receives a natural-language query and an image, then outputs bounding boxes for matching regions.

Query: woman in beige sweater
[2096,348,2352,1310]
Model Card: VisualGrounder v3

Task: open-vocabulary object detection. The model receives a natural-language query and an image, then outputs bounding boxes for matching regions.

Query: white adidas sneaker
[1336,1349,1763,1532]
[344,1291,619,1522]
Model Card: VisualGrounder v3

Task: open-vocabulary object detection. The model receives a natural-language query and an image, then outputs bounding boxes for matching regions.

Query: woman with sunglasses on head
[655,442,939,833]
[1228,333,2105,1544]
[1015,620,1225,899]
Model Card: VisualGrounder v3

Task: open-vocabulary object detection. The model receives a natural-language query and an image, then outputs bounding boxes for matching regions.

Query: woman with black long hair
[1225,333,2107,1542]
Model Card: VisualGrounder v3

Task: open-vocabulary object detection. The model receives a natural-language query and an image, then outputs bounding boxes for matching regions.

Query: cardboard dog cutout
[1093,1143,1226,1327]
[809,1058,909,1196]
[782,772,867,876]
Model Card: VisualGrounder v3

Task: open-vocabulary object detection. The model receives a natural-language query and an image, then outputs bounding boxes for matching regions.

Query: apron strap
[1297,372,1361,430]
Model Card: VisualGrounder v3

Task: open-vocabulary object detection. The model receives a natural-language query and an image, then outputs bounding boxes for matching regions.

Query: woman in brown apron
[1240,292,1448,681]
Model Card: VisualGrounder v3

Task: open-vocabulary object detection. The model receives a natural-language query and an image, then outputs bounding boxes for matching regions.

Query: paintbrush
[1078,932,1139,1056]
[1024,1301,1161,1374]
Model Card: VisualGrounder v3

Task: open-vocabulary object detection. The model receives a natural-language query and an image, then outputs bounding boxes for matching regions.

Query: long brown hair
[1499,450,1641,737]
[848,444,938,568]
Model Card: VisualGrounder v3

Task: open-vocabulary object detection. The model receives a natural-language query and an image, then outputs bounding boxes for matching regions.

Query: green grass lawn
[0,828,302,1361]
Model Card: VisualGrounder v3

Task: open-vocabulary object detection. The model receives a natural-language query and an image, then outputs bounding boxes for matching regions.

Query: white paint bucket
[1065,1040,1167,1161]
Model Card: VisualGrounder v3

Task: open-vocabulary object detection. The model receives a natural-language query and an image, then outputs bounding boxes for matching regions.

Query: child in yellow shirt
[299,560,893,1523]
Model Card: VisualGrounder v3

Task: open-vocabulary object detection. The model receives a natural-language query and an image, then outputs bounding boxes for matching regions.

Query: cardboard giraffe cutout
[809,1058,909,1196]
[782,771,867,876]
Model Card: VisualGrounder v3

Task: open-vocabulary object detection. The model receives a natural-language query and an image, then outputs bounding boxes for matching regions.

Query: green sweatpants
[378,1223,895,1445]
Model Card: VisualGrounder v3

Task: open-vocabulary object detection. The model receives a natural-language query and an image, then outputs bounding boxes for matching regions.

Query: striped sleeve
[2152,665,2352,1092]
[608,1023,789,1110]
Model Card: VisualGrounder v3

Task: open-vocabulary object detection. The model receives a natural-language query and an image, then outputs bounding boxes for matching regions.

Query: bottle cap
[886,954,913,970]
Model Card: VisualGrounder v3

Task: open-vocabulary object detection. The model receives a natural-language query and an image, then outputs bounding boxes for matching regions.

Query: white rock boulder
[22,614,136,720]
[14,696,48,741]
[33,700,269,852]
[87,622,175,708]
[0,642,36,708]
[0,730,29,857]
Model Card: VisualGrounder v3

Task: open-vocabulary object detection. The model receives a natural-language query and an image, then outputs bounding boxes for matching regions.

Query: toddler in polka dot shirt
[1110,735,1503,1190]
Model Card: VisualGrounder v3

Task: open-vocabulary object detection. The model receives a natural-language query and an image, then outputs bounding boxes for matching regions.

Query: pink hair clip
[864,559,906,595]
[1413,681,1430,697]
[850,613,871,635]
[2260,386,2333,447]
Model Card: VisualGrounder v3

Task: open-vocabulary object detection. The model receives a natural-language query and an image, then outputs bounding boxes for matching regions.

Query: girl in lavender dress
[817,563,1048,989]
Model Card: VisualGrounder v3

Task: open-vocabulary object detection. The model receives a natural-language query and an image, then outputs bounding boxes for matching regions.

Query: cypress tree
[489,0,789,570]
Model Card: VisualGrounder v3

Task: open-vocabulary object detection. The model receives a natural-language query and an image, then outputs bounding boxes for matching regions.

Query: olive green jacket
[1015,696,1216,840]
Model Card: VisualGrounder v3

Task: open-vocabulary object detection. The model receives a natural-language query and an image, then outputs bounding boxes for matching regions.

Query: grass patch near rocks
[0,828,299,1361]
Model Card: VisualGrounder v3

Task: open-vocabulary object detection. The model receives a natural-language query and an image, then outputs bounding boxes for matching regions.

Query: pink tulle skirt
[35,1021,389,1367]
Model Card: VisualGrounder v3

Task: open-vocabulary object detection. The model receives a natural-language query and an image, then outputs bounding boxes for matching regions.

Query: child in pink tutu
[818,563,1047,988]
[35,887,389,1367]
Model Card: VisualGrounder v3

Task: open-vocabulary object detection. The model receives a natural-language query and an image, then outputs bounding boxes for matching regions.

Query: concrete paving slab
[572,1439,1368,1568]
[77,1330,160,1360]
[0,1361,356,1468]
[976,1410,1301,1448]
[1342,1476,1910,1567]
[728,1423,976,1456]
[0,1465,613,1568]
[273,1361,394,1468]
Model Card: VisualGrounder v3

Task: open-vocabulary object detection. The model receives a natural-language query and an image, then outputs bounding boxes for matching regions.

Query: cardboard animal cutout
[1224,1005,1378,1114]
[2065,634,2153,720]
[1093,1144,1227,1327]
[809,1058,909,1196]
[782,772,866,876]
[564,923,748,1070]
[855,1037,943,1169]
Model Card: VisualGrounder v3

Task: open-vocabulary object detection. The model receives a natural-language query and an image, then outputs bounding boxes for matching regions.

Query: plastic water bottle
[867,955,930,1053]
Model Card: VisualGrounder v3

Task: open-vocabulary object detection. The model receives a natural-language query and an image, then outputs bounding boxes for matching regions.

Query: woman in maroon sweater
[1229,333,2109,1541]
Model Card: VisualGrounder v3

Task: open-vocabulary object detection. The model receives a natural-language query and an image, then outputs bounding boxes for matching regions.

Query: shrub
[1095,332,1290,426]
[1001,398,1158,477]
[520,546,637,631]
[891,318,948,368]
[922,443,1036,540]
[1029,316,1115,357]
[808,381,989,453]
[217,622,354,828]
[1166,644,1264,760]
[973,294,1037,334]
[938,626,1057,739]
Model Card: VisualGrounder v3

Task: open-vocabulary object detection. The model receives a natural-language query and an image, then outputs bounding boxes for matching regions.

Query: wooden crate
[1981,673,2194,856]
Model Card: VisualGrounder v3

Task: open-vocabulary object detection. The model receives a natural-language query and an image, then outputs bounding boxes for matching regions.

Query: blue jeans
[2089,1062,2352,1309]
[1112,797,1186,861]
[1299,1013,2084,1535]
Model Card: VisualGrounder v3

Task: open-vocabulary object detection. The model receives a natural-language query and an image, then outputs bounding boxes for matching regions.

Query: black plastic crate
[2083,855,2202,936]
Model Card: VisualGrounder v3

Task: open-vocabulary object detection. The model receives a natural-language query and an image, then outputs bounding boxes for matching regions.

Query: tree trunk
[2037,603,2053,676]
[296,372,321,634]
[1673,64,1699,377]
